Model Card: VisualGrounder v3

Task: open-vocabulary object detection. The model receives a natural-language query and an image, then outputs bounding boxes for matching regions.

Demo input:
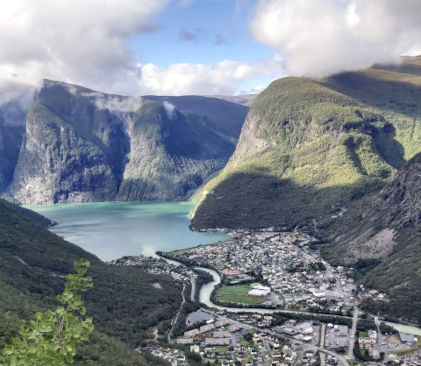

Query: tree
[0,259,94,366]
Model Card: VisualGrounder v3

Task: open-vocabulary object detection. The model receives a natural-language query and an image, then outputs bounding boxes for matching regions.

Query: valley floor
[115,230,421,366]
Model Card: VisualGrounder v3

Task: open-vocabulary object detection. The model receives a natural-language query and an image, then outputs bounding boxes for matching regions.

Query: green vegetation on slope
[1,259,94,366]
[192,58,421,324]
[192,60,421,231]
[0,198,182,365]
[7,79,248,204]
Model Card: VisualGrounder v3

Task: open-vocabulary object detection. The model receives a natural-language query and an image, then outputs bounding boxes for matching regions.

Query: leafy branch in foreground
[0,259,94,366]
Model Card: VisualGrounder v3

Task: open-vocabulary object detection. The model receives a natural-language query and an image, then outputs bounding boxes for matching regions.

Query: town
[112,230,420,366]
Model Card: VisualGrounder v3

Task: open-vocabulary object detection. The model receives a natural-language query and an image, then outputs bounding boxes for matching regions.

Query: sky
[1,0,421,103]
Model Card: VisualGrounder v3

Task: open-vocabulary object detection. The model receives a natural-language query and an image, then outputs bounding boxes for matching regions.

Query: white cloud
[0,0,169,96]
[137,55,284,95]
[163,101,176,119]
[250,0,421,76]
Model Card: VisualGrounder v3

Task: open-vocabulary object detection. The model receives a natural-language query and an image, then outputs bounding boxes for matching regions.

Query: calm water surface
[28,201,227,261]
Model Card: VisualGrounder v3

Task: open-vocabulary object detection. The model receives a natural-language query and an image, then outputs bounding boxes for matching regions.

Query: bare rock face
[9,102,120,204]
[6,80,248,204]
[368,153,421,228]
[0,98,28,193]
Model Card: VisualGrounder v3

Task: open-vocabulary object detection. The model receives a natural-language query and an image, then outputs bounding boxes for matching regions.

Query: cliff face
[116,101,235,201]
[9,102,121,203]
[0,100,27,193]
[7,80,248,204]
[192,58,421,231]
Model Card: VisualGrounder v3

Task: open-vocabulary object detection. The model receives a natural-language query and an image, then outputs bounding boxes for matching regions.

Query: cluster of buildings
[358,329,381,359]
[175,310,294,366]
[173,230,356,314]
[325,324,349,352]
[110,255,195,282]
[113,230,420,366]
[273,320,320,344]
[140,345,187,366]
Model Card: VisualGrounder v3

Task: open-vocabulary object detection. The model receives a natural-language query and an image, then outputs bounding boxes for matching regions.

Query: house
[184,329,200,338]
[296,322,314,335]
[186,310,213,326]
[399,332,417,345]
[248,284,271,297]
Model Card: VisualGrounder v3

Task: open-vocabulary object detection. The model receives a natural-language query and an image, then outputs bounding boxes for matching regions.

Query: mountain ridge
[192,57,421,231]
[4,79,249,204]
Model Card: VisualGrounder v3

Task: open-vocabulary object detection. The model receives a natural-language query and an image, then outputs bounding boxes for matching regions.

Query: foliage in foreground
[0,259,94,366]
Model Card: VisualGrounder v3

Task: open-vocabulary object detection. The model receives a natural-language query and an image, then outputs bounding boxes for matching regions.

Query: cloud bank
[0,0,282,99]
[138,56,284,95]
[250,0,421,77]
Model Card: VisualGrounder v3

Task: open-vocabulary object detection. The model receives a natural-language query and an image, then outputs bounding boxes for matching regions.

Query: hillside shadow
[191,168,383,233]
[322,71,421,119]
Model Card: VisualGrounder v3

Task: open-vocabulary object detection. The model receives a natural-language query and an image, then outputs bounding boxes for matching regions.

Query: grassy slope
[0,198,181,365]
[192,58,421,231]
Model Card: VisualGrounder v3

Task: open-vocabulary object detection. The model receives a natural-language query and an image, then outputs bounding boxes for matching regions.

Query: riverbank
[158,240,421,337]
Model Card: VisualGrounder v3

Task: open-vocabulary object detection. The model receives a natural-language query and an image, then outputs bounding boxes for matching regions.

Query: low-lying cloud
[250,0,421,77]
[163,101,176,119]
[138,55,284,95]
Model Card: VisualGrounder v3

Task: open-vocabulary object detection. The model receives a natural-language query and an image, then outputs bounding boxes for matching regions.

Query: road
[320,324,326,366]
[190,276,196,302]
[168,283,186,344]
[348,305,359,359]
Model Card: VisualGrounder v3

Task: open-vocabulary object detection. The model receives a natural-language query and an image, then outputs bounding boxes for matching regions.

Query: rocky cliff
[7,80,248,204]
[0,100,27,193]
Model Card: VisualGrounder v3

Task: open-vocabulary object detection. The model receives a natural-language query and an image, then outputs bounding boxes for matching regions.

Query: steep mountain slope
[116,99,237,201]
[321,153,421,324]
[0,198,181,365]
[7,80,248,204]
[0,100,27,193]
[192,57,421,231]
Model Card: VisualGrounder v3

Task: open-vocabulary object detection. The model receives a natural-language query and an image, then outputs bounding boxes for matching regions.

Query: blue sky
[124,0,282,94]
[128,0,272,67]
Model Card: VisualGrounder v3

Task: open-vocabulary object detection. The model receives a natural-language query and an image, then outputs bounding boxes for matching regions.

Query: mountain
[204,94,258,107]
[191,56,421,231]
[6,80,248,204]
[0,99,27,193]
[321,153,421,324]
[0,198,181,365]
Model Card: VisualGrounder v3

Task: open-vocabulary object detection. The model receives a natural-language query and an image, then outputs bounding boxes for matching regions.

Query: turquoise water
[29,201,227,261]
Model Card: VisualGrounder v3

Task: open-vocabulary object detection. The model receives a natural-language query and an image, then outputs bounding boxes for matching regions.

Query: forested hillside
[0,198,182,365]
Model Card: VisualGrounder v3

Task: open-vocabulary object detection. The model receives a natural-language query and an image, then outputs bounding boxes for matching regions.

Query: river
[28,201,227,261]
[193,267,421,336]
[29,201,421,336]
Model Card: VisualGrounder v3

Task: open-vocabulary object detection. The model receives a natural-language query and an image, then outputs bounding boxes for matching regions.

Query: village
[112,230,420,366]
[170,230,363,313]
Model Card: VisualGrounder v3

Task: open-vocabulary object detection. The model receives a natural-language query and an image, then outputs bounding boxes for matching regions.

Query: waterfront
[28,201,227,261]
